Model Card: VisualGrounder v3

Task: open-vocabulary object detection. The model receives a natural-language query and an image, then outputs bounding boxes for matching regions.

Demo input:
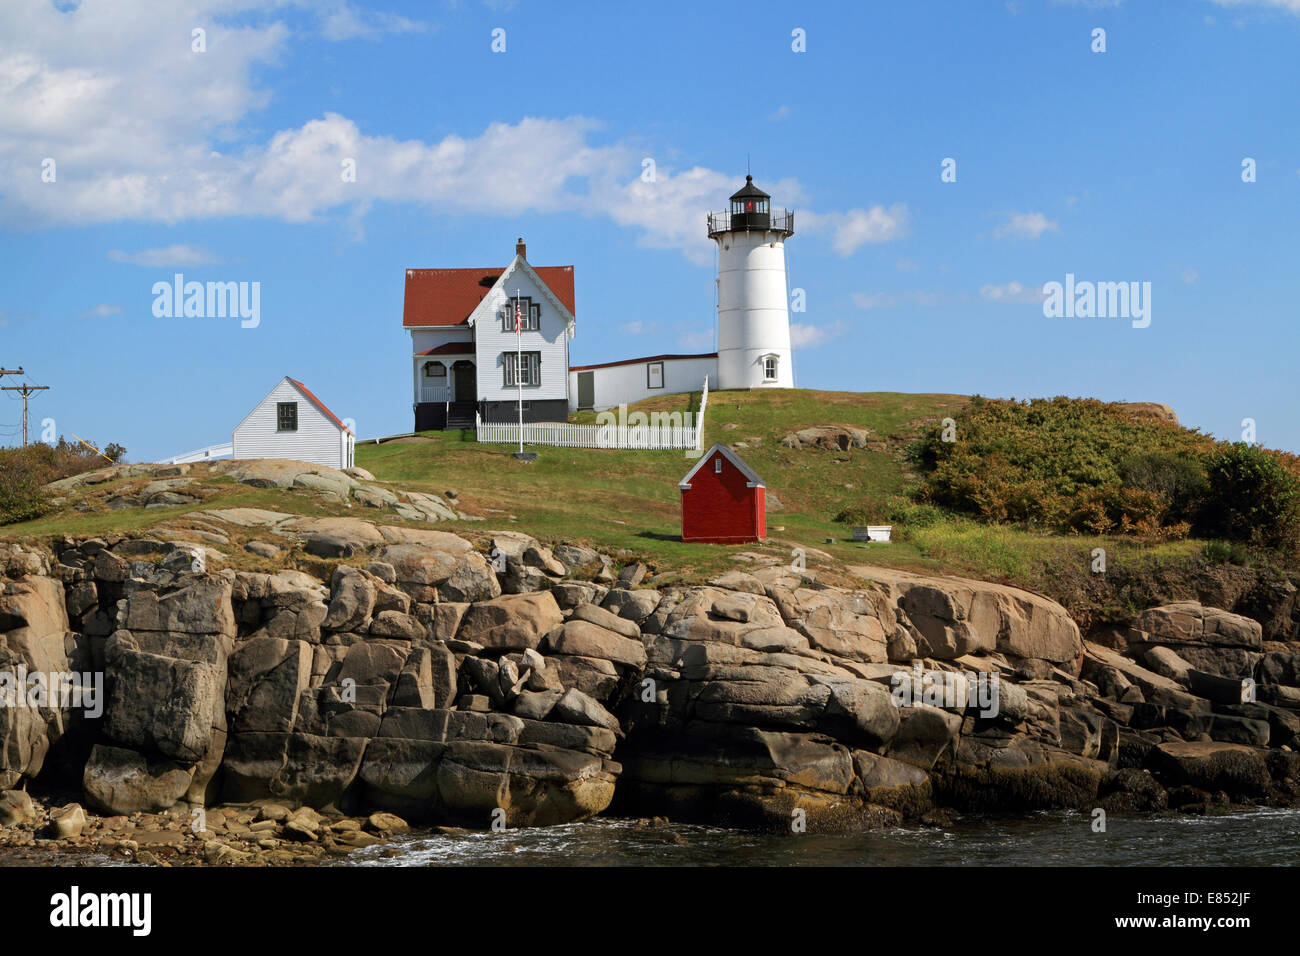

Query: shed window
[714,456,722,474]
[277,402,298,432]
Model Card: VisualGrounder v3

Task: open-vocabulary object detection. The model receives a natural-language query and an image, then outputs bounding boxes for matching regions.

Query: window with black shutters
[503,352,541,387]
[500,297,541,332]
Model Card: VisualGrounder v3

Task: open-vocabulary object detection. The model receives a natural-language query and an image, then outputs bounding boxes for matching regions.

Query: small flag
[514,302,522,333]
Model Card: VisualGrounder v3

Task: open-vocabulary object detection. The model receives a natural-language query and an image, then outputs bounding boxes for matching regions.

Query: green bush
[907,397,1300,553]
[1202,540,1253,566]
[1201,443,1300,550]
[910,396,1211,534]
[0,437,126,525]
[833,494,891,527]
[1119,450,1208,523]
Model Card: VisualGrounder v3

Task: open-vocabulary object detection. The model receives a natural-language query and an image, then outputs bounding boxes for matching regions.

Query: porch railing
[419,384,452,404]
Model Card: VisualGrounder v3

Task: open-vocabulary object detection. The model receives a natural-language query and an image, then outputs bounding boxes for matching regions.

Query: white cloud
[804,205,910,256]
[1209,0,1300,13]
[77,303,123,318]
[317,3,434,41]
[769,105,791,121]
[108,244,221,266]
[979,281,1046,304]
[1182,267,1199,284]
[620,320,657,335]
[0,1,881,264]
[790,322,846,348]
[851,290,948,309]
[896,257,920,272]
[992,211,1059,240]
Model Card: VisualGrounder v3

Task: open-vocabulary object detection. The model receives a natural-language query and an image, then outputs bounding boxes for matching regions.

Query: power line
[0,383,49,447]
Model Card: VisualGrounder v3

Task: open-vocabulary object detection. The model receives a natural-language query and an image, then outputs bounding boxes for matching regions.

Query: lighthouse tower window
[763,355,779,381]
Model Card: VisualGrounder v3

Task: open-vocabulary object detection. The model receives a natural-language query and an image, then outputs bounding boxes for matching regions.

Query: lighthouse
[708,176,795,391]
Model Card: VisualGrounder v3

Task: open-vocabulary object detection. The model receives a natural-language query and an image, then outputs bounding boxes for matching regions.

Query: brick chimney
[515,237,526,259]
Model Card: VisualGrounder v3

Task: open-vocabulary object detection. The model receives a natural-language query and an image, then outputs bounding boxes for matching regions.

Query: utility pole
[2,382,49,447]
[0,366,23,378]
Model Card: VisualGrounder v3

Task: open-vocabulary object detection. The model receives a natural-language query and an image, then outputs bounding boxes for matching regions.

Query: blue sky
[1,0,1298,461]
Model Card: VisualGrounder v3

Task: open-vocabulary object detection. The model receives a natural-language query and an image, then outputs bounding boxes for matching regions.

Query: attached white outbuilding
[232,377,354,470]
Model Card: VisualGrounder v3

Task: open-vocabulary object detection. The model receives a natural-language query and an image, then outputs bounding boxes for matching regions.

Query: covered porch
[414,342,478,430]
[415,342,477,403]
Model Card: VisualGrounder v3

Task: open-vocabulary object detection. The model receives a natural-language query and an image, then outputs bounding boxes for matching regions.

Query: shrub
[833,492,891,527]
[0,437,126,525]
[1201,443,1300,551]
[1203,540,1253,566]
[1119,451,1208,523]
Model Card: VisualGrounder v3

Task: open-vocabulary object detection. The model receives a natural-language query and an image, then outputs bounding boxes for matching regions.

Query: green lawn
[1,388,1228,604]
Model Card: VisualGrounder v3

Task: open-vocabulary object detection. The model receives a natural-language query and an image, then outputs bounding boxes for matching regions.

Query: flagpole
[515,288,523,456]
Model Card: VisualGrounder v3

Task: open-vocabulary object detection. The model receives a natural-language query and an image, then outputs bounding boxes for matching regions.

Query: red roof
[403,265,575,327]
[416,342,475,356]
[288,378,353,435]
[569,353,716,372]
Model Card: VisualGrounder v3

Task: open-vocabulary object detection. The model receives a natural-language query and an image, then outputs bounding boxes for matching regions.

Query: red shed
[679,443,767,544]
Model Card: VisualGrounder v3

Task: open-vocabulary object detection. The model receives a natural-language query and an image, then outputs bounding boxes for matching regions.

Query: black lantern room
[707,175,794,239]
[730,175,770,228]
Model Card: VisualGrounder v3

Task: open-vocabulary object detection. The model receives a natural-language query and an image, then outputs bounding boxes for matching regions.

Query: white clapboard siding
[568,355,717,412]
[473,267,570,404]
[232,378,353,470]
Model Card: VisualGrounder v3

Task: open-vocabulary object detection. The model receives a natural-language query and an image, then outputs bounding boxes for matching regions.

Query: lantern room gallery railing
[706,209,795,239]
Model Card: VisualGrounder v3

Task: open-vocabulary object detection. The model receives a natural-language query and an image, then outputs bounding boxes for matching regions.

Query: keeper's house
[680,443,767,544]
[232,377,354,470]
[404,239,576,431]
[401,176,795,430]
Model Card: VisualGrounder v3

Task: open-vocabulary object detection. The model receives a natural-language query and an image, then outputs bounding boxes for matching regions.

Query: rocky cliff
[2,513,1299,862]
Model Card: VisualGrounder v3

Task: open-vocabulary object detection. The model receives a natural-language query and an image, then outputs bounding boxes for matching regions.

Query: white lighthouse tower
[708,176,795,391]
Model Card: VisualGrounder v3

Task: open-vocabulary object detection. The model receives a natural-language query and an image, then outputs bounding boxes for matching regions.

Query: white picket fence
[157,441,233,465]
[477,378,708,451]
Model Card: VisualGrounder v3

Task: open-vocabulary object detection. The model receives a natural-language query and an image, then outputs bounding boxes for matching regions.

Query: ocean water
[4,808,1294,867]
[337,808,1300,867]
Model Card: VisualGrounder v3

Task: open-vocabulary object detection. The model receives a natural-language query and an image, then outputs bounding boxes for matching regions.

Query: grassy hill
[354,388,1222,605]
[357,389,967,579]
[5,387,1294,629]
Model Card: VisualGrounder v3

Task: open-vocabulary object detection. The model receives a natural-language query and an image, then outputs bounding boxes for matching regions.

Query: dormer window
[502,297,541,332]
